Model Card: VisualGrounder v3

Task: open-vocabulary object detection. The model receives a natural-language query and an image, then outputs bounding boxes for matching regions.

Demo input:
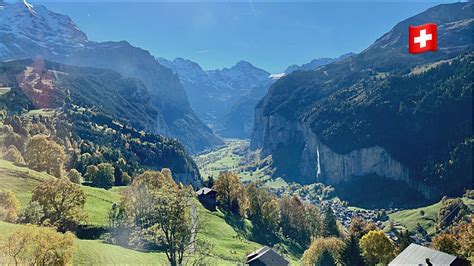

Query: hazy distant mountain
[216,54,351,138]
[0,0,222,153]
[284,53,355,74]
[158,54,354,139]
[252,2,473,207]
[158,57,274,137]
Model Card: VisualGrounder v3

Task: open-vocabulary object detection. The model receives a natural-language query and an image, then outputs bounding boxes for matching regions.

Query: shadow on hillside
[335,174,432,209]
[223,212,304,258]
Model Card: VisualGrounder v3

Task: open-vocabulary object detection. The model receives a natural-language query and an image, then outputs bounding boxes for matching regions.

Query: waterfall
[316,144,321,177]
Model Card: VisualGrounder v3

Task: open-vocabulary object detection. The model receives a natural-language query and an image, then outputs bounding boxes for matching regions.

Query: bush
[67,169,83,184]
[84,165,98,182]
[92,163,115,189]
[3,145,25,165]
[4,132,24,152]
[1,224,75,265]
[121,172,132,185]
[0,190,20,223]
[18,201,44,225]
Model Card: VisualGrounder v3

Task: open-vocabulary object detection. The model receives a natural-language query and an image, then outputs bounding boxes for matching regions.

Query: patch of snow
[269,73,285,79]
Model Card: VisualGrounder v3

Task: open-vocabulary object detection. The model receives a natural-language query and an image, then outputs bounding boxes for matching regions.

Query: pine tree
[340,234,365,266]
[322,206,339,237]
[316,249,336,266]
[397,230,412,253]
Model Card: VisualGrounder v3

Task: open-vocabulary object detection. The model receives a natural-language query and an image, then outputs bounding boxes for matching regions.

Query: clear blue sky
[32,1,451,73]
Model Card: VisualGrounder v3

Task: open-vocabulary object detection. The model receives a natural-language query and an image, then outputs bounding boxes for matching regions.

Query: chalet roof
[196,187,216,196]
[247,246,289,266]
[389,244,462,265]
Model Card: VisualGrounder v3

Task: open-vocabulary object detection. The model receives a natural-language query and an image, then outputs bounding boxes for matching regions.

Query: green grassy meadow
[194,139,288,189]
[0,159,287,265]
[387,197,474,235]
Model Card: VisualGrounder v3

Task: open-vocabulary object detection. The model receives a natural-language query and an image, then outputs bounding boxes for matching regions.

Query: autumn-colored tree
[431,220,473,261]
[84,164,99,181]
[28,178,87,232]
[131,169,176,190]
[4,132,25,152]
[3,145,25,164]
[121,172,132,185]
[1,224,75,265]
[349,216,377,239]
[280,196,310,244]
[302,237,344,265]
[118,169,196,266]
[0,190,20,223]
[213,172,243,213]
[305,204,323,240]
[432,232,461,257]
[24,135,66,178]
[437,198,469,231]
[92,163,115,189]
[359,230,395,265]
[261,197,280,231]
[67,169,83,184]
[243,182,279,231]
[451,221,473,261]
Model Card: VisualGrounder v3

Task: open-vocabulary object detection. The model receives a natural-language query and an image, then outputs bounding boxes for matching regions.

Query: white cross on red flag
[409,23,437,54]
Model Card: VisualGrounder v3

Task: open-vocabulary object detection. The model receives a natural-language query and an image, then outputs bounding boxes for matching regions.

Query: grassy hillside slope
[0,159,290,264]
[388,197,474,235]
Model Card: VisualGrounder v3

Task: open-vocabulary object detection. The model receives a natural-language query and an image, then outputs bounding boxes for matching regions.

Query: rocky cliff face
[254,100,457,201]
[252,2,473,204]
[253,112,409,184]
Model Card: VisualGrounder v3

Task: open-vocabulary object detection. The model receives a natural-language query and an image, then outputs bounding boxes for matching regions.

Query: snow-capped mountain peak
[21,0,36,15]
[0,0,88,59]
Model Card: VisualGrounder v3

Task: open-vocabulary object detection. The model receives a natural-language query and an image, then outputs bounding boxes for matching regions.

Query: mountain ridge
[251,2,473,206]
[0,0,222,153]
[158,57,274,136]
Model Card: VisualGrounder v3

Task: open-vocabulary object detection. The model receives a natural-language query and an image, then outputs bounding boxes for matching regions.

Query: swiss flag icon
[409,23,437,54]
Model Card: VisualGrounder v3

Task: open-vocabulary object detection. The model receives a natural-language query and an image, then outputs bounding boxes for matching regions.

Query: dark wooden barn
[196,187,218,211]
